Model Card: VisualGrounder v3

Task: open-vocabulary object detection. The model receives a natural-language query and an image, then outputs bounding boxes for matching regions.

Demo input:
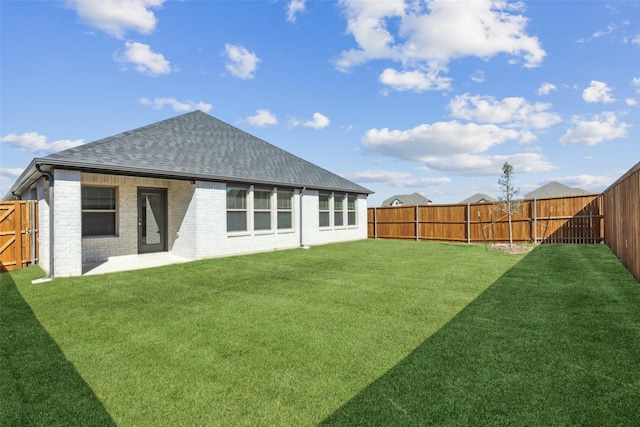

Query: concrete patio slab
[83,252,192,276]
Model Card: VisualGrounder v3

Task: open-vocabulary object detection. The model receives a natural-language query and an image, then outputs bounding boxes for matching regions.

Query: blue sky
[1,0,638,205]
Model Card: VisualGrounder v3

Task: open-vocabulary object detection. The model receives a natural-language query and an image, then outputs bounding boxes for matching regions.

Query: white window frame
[253,188,273,232]
[277,189,294,231]
[347,195,357,226]
[226,186,248,233]
[319,193,331,228]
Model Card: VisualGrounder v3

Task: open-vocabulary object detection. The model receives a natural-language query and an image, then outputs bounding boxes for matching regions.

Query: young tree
[495,162,521,247]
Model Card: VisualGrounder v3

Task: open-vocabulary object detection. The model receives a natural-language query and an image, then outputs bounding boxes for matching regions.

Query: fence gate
[0,201,38,272]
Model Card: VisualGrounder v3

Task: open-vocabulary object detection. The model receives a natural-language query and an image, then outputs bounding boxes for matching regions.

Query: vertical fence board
[603,162,640,282]
[0,201,39,272]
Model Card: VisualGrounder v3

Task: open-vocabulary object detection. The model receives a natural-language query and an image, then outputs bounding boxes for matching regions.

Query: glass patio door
[138,188,167,254]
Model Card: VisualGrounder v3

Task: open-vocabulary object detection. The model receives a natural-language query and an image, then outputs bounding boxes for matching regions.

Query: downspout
[32,164,54,283]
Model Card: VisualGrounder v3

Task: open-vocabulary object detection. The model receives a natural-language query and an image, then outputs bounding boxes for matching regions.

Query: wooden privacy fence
[603,161,640,282]
[0,201,39,272]
[368,194,603,245]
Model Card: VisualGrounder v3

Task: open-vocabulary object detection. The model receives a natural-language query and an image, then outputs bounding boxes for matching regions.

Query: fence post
[467,203,471,244]
[533,198,537,243]
[416,205,419,241]
[373,207,377,239]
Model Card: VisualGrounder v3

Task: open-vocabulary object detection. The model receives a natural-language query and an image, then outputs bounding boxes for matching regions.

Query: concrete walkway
[83,252,192,275]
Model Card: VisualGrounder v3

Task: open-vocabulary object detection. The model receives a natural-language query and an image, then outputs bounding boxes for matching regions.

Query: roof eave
[2,158,49,200]
[15,159,373,195]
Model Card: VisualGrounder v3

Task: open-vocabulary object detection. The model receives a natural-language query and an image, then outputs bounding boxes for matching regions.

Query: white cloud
[633,77,640,93]
[286,0,305,23]
[139,97,212,112]
[379,68,451,92]
[247,109,278,126]
[336,0,545,87]
[293,112,330,130]
[418,152,556,176]
[225,44,260,79]
[67,0,165,39]
[340,170,451,187]
[631,33,640,44]
[116,41,171,76]
[592,24,616,38]
[555,175,614,191]
[448,94,562,130]
[361,119,556,175]
[559,112,629,145]
[0,167,25,178]
[626,98,638,106]
[537,82,557,96]
[362,121,521,161]
[1,132,84,154]
[470,70,485,83]
[582,80,615,103]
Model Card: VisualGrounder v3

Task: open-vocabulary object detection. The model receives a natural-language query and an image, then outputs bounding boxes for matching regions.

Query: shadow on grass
[0,270,116,426]
[321,245,640,426]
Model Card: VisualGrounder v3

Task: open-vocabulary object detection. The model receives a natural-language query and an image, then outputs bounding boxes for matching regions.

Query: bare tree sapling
[495,162,521,247]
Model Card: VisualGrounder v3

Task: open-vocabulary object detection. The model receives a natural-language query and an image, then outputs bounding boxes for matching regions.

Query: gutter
[32,164,54,283]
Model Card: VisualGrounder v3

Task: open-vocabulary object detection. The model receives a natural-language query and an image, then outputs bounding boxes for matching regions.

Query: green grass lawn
[2,240,639,426]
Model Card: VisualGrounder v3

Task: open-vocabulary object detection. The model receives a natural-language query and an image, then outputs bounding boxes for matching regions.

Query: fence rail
[368,194,603,245]
[603,161,640,282]
[0,201,39,272]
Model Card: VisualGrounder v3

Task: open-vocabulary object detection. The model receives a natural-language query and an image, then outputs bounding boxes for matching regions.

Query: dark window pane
[82,212,116,236]
[82,187,115,210]
[348,196,356,211]
[319,194,330,211]
[254,191,271,210]
[227,211,247,232]
[319,212,330,227]
[334,195,344,211]
[226,189,247,209]
[277,192,292,210]
[334,212,344,227]
[348,212,356,226]
[277,212,292,229]
[254,211,271,230]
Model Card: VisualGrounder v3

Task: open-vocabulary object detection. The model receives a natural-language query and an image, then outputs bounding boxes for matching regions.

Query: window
[334,194,344,227]
[227,188,247,232]
[277,190,293,229]
[348,196,357,226]
[254,189,272,231]
[82,186,117,236]
[319,193,330,227]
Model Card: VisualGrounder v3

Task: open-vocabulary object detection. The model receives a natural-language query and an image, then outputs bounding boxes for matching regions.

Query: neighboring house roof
[5,111,372,198]
[381,192,432,207]
[459,193,497,204]
[524,181,591,199]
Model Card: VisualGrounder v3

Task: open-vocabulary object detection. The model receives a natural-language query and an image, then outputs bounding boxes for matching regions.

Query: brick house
[5,111,372,277]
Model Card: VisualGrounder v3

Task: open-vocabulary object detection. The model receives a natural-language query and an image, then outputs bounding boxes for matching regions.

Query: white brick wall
[34,178,50,275]
[40,171,368,277]
[53,169,82,277]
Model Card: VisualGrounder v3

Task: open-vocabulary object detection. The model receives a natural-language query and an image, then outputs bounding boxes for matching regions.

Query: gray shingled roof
[381,192,431,206]
[524,181,591,199]
[459,193,497,204]
[8,111,372,196]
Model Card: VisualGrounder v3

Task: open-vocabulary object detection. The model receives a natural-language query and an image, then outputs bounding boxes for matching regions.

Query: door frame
[137,187,168,254]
